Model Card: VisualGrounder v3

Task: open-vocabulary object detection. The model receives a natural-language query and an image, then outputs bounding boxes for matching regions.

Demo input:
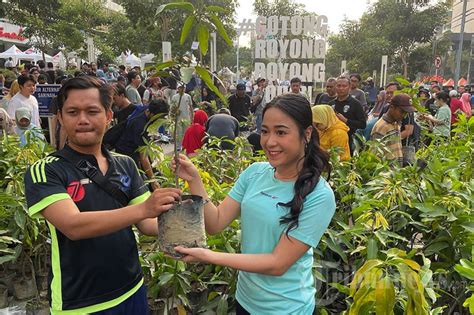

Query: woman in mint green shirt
[173,94,336,314]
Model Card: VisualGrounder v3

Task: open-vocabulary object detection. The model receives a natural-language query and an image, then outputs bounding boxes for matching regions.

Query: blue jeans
[91,285,149,315]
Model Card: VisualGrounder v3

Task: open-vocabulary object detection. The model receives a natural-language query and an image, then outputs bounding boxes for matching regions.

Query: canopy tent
[458,77,467,87]
[20,48,54,63]
[125,53,141,67]
[443,78,454,87]
[0,45,24,65]
[52,51,66,69]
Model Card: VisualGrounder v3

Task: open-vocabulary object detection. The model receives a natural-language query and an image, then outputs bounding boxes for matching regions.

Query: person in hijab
[14,107,45,147]
[182,109,208,156]
[0,108,15,135]
[312,105,350,161]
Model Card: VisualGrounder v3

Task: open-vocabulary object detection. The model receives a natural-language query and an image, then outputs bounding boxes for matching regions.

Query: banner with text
[252,15,328,101]
[35,84,61,117]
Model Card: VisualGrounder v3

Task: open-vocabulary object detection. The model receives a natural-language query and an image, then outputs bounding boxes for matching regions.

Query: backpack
[103,106,146,149]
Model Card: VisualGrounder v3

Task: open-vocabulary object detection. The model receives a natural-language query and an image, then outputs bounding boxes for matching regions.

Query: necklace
[274,171,298,181]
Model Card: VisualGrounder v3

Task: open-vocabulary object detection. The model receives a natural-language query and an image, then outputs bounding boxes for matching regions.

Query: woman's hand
[174,246,213,263]
[171,154,200,183]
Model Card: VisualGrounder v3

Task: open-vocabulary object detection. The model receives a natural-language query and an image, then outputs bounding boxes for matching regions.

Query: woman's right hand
[171,154,200,182]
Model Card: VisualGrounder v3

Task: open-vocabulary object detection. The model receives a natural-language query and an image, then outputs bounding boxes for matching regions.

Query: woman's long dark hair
[262,94,331,235]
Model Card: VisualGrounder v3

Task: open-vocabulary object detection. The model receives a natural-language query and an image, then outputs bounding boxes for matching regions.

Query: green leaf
[454,265,474,280]
[424,242,450,256]
[0,255,16,265]
[329,282,350,295]
[460,222,474,233]
[216,295,228,315]
[463,293,474,314]
[157,272,174,287]
[209,14,233,47]
[197,23,209,55]
[14,210,26,229]
[375,276,395,315]
[206,5,228,13]
[367,238,378,260]
[325,236,348,263]
[402,259,421,271]
[180,15,195,45]
[156,2,194,15]
[195,66,226,103]
[350,260,383,296]
[154,61,178,72]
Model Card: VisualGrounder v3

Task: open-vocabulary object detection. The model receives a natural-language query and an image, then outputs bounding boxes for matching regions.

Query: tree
[6,0,115,62]
[253,0,306,17]
[325,0,450,80]
[115,0,237,63]
[6,0,62,58]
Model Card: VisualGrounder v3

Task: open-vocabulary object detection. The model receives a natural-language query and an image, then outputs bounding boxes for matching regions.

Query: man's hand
[142,188,182,218]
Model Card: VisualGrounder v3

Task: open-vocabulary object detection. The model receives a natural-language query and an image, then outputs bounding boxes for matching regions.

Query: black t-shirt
[329,95,367,135]
[228,93,251,122]
[316,93,336,105]
[24,145,150,312]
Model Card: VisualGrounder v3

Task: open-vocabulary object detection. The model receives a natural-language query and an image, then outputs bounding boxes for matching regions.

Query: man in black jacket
[228,83,251,130]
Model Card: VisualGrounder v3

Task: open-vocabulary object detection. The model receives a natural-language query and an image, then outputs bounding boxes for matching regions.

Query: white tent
[52,51,66,69]
[0,45,24,65]
[125,53,141,67]
[20,48,54,63]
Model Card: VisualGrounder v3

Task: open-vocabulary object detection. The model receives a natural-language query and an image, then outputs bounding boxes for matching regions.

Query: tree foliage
[6,0,114,61]
[326,0,450,80]
[117,0,237,64]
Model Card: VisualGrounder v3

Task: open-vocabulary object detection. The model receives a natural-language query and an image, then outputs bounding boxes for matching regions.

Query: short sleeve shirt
[125,85,142,105]
[228,162,336,314]
[24,145,150,313]
[433,104,451,137]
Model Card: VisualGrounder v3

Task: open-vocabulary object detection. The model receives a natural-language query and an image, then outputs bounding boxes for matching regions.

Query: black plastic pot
[158,195,206,257]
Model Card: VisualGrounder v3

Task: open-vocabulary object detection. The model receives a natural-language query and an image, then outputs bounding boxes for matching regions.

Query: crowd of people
[0,57,472,314]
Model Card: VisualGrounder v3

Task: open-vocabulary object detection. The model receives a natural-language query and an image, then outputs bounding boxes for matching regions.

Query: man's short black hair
[148,99,169,115]
[290,77,302,84]
[37,60,46,69]
[114,84,127,96]
[350,73,362,82]
[18,74,36,86]
[127,71,138,83]
[385,82,401,90]
[57,76,113,112]
[119,65,125,71]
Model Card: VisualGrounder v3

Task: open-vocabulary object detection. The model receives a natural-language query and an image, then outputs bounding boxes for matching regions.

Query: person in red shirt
[182,109,208,156]
[449,90,463,124]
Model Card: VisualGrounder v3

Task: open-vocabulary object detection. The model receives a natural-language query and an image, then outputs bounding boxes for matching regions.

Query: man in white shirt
[170,83,193,150]
[7,74,41,127]
[4,57,14,69]
[125,71,142,105]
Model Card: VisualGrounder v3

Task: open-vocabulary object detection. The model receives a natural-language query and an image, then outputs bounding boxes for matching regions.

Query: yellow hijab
[312,105,338,130]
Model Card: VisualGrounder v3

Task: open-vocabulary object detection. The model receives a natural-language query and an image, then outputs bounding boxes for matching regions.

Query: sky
[235,0,376,35]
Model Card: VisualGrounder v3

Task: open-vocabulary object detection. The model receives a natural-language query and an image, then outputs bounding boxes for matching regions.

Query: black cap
[236,83,246,90]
